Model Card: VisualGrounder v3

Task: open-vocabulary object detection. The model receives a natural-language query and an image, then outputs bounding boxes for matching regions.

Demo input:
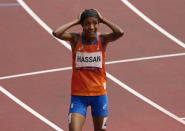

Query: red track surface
[0,0,185,130]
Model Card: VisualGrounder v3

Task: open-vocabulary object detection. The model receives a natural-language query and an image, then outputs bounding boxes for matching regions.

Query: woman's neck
[82,32,97,44]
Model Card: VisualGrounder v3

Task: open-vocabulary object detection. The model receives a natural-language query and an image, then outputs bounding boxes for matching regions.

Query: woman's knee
[69,113,86,131]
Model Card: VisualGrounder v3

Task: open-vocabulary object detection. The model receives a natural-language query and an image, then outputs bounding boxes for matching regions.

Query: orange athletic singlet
[71,32,107,96]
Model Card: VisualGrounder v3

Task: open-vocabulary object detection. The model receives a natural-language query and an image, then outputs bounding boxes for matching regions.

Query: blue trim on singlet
[81,32,98,45]
[99,33,106,52]
[73,32,106,52]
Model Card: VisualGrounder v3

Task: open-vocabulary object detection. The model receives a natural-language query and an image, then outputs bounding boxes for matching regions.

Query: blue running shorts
[69,95,108,117]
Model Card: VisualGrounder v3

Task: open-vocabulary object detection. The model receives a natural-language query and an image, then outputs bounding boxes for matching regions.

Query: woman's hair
[80,9,100,24]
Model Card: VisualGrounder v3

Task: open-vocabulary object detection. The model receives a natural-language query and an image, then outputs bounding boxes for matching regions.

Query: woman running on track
[53,9,123,131]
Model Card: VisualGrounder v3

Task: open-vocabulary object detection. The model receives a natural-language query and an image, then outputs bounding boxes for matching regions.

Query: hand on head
[78,9,104,25]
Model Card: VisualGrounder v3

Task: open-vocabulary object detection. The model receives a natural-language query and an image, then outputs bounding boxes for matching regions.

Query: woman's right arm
[52,19,80,43]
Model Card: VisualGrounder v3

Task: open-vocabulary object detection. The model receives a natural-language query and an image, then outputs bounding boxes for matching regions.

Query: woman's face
[82,17,99,38]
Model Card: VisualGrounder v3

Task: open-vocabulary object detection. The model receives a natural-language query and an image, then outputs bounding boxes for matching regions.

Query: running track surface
[0,0,185,131]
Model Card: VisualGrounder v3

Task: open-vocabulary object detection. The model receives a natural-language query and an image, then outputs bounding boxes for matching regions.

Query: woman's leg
[91,95,108,131]
[69,95,88,131]
[93,116,108,131]
[69,113,86,131]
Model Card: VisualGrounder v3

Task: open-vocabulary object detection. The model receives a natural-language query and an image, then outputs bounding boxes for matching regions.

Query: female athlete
[53,9,124,131]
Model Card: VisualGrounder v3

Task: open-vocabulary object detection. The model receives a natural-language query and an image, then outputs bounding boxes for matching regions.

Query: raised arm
[52,19,80,43]
[97,10,124,48]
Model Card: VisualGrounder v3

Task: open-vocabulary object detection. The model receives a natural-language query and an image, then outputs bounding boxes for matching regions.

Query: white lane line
[0,86,64,131]
[106,52,185,65]
[181,118,185,120]
[16,0,185,125]
[16,0,71,50]
[1,52,185,80]
[0,3,20,7]
[1,72,184,126]
[120,0,185,48]
[0,66,72,80]
[106,73,185,125]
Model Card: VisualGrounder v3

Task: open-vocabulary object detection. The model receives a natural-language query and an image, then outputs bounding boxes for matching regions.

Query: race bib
[76,51,102,70]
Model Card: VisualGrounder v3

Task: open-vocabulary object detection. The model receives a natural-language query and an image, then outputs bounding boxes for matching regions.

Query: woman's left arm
[96,10,124,48]
[101,18,124,41]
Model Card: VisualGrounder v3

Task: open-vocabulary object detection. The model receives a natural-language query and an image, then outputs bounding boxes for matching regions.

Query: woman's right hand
[77,10,84,24]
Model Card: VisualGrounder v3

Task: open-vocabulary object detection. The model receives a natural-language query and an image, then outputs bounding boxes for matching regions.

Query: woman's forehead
[83,17,99,22]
